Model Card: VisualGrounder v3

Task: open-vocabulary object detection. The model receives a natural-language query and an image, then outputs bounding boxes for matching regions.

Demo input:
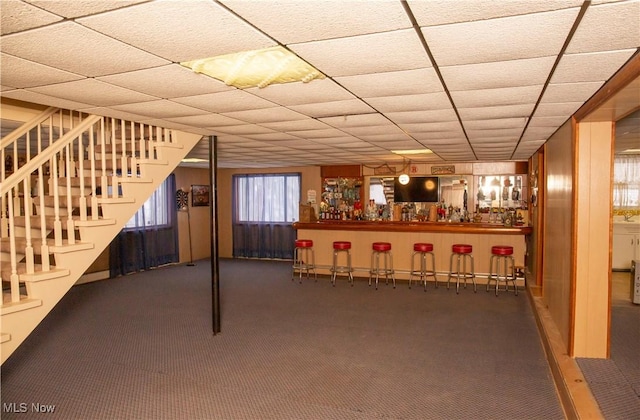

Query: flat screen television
[393,176,439,203]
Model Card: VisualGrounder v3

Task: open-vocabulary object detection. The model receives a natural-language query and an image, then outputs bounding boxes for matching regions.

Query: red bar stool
[447,244,476,293]
[409,243,437,291]
[487,245,518,296]
[331,241,354,286]
[369,242,395,290]
[292,239,316,284]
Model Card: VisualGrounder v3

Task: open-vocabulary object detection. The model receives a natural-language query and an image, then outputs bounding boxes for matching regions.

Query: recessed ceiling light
[181,158,208,163]
[622,148,640,153]
[181,46,325,89]
[391,149,433,155]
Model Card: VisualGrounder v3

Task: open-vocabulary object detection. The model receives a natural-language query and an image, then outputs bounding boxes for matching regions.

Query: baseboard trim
[75,270,110,285]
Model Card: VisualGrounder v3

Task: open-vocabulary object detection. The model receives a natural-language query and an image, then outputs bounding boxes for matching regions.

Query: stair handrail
[0,107,58,148]
[0,115,102,196]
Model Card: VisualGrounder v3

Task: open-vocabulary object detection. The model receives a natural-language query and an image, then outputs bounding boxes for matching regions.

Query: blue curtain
[109,174,179,276]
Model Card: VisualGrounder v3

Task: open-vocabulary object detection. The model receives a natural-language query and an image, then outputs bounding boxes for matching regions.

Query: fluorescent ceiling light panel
[181,46,325,89]
[392,149,433,155]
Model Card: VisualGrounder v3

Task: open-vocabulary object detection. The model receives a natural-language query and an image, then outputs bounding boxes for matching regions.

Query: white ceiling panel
[566,0,640,54]
[1,0,637,168]
[0,53,84,88]
[441,56,556,91]
[541,81,605,103]
[165,114,246,128]
[408,0,583,27]
[290,30,431,77]
[220,0,411,44]
[172,90,277,113]
[221,107,308,124]
[458,104,534,121]
[422,8,579,67]
[28,79,158,107]
[246,78,355,106]
[76,0,275,62]
[1,21,169,77]
[2,89,92,110]
[450,85,543,108]
[551,50,637,83]
[1,0,62,35]
[111,100,210,119]
[336,68,443,98]
[289,100,375,118]
[364,92,451,113]
[97,65,234,99]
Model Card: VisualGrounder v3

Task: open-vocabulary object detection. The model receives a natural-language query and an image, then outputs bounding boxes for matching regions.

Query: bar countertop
[293,220,532,235]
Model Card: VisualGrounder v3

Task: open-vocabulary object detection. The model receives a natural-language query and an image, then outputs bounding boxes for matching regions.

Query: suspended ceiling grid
[1,0,638,168]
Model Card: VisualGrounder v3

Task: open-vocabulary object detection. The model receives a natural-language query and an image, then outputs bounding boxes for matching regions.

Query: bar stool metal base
[369,246,395,290]
[331,241,354,287]
[487,246,518,296]
[447,244,476,294]
[409,243,437,291]
[292,241,316,284]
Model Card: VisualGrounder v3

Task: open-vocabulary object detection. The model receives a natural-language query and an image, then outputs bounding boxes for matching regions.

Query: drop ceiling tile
[450,85,543,108]
[337,68,443,98]
[566,1,640,54]
[0,53,84,88]
[25,0,148,18]
[464,118,528,130]
[76,0,275,62]
[268,140,321,149]
[166,114,246,128]
[110,99,208,119]
[319,113,390,128]
[313,136,360,145]
[172,90,277,113]
[246,78,354,106]
[458,104,534,120]
[286,128,347,139]
[1,0,62,35]
[78,106,152,123]
[407,0,583,27]
[534,102,583,117]
[222,107,307,124]
[1,21,169,77]
[215,125,277,136]
[400,121,464,133]
[260,119,329,132]
[289,100,375,118]
[441,56,556,91]
[528,116,570,127]
[290,30,431,77]
[467,128,523,139]
[387,109,459,124]
[365,92,451,113]
[244,132,302,142]
[97,64,234,99]
[27,79,159,107]
[369,140,421,150]
[422,8,579,66]
[138,118,204,133]
[541,81,605,104]
[551,50,637,83]
[341,125,407,137]
[1,89,92,110]
[358,133,415,143]
[522,126,560,141]
[220,0,410,44]
[410,130,467,141]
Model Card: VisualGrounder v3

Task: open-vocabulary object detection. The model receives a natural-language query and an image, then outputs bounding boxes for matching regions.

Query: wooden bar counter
[293,220,532,285]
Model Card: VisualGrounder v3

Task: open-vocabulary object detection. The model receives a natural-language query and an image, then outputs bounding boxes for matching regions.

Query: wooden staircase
[1,107,202,364]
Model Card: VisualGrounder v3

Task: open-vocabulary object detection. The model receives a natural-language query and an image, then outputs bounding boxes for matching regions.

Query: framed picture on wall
[191,184,210,207]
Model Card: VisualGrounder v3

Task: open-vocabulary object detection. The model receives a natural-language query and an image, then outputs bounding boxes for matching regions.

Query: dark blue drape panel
[232,223,294,259]
[109,174,179,277]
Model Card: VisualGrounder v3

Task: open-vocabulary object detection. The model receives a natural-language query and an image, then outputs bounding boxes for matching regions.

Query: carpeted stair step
[0,263,69,283]
[1,293,42,315]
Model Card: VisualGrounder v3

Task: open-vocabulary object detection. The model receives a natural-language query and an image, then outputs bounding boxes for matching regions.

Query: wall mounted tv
[393,176,439,203]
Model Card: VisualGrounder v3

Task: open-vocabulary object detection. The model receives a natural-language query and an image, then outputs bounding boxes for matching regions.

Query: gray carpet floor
[1,258,563,419]
[576,298,640,420]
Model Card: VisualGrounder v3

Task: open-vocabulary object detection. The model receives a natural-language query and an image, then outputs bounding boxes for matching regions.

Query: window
[125,176,172,229]
[613,155,640,208]
[234,173,300,222]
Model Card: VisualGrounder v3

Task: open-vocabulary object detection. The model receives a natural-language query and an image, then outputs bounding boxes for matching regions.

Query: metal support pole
[209,135,221,334]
